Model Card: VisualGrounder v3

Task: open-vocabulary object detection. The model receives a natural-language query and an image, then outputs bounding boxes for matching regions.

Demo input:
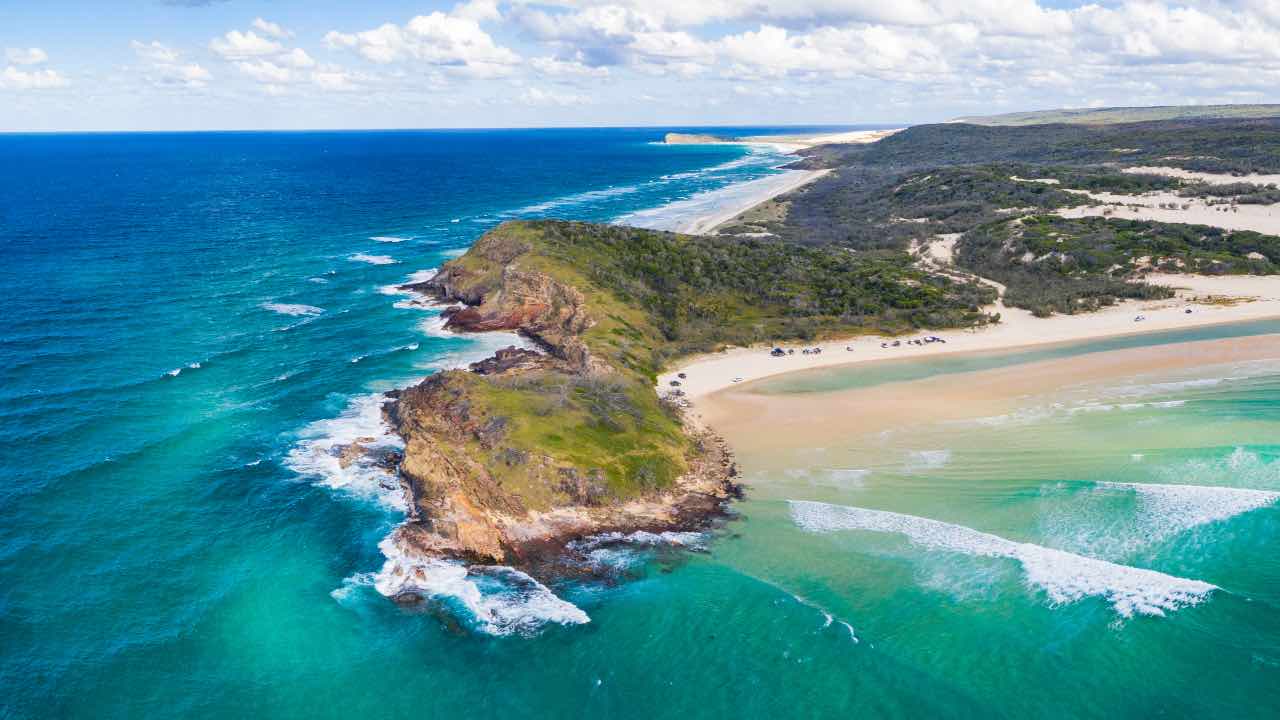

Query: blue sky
[3,0,1279,131]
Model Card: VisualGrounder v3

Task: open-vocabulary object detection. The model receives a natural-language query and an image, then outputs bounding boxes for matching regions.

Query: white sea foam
[164,361,203,378]
[1098,480,1279,539]
[331,571,378,603]
[786,467,870,488]
[373,535,589,635]
[371,236,409,243]
[790,500,1217,618]
[262,302,325,317]
[512,184,642,216]
[904,449,951,473]
[441,248,467,258]
[349,253,398,265]
[285,393,406,511]
[379,268,439,297]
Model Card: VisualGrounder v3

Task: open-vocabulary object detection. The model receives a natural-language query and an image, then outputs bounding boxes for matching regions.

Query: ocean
[2,128,1278,718]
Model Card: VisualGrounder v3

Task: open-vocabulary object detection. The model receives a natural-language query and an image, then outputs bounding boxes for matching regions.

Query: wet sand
[697,333,1280,456]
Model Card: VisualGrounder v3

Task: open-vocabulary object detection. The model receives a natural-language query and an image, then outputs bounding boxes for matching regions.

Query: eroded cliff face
[405,230,606,374]
[382,227,740,582]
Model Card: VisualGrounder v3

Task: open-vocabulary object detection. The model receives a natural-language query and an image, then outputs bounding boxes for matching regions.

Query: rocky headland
[373,222,743,594]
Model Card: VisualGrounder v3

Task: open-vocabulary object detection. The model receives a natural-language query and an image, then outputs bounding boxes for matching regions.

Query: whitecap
[349,253,398,265]
[262,302,325,317]
[379,268,438,297]
[374,535,589,636]
[331,571,378,604]
[511,184,642,216]
[285,393,406,511]
[371,236,409,243]
[790,500,1216,618]
[1098,481,1279,540]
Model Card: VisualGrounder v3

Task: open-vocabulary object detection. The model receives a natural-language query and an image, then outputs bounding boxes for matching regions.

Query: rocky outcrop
[380,226,741,585]
[409,232,608,374]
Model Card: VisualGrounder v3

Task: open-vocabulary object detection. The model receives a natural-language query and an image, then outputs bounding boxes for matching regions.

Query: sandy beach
[697,332,1280,455]
[659,272,1280,401]
[671,128,901,236]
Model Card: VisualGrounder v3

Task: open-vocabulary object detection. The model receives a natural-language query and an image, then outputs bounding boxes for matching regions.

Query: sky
[3,0,1280,131]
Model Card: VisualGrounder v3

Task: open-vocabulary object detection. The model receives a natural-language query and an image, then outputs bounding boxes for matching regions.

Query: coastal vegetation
[954,103,1280,126]
[755,117,1280,314]
[954,215,1280,315]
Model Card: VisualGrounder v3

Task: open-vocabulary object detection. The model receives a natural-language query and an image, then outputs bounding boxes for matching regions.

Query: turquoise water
[3,129,1279,718]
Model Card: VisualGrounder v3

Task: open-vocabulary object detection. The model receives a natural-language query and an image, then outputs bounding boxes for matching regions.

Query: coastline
[659,273,1280,401]
[668,128,901,236]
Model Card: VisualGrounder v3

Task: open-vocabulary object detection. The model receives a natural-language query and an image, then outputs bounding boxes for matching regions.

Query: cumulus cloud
[5,47,48,66]
[130,40,180,64]
[210,30,283,59]
[251,18,293,39]
[325,2,521,75]
[1,65,69,90]
[519,86,592,105]
[131,40,210,88]
[530,54,610,77]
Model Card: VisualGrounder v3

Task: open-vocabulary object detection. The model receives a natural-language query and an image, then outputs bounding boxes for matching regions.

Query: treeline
[525,221,997,359]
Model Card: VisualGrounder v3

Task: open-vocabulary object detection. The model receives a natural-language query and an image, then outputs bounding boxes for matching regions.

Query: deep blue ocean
[5,128,1280,719]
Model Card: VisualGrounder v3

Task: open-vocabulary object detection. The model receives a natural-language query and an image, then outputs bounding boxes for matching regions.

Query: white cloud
[5,47,48,66]
[130,40,180,64]
[1,65,69,89]
[530,55,610,77]
[210,30,283,59]
[279,48,317,68]
[454,0,502,23]
[235,59,293,84]
[519,86,592,105]
[325,5,520,75]
[313,68,361,92]
[131,40,210,89]
[251,18,293,39]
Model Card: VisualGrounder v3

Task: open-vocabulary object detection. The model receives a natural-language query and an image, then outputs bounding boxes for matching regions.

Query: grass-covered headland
[399,220,996,512]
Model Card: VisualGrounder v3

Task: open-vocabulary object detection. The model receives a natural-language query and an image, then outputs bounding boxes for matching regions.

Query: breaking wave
[284,393,406,511]
[790,500,1216,618]
[349,253,398,265]
[372,536,589,636]
[261,302,325,317]
[1098,480,1279,541]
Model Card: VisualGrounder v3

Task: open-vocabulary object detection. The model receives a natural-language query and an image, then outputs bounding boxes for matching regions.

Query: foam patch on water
[904,450,951,473]
[371,236,409,243]
[373,536,589,635]
[790,500,1216,618]
[285,393,406,511]
[349,253,398,265]
[262,302,325,317]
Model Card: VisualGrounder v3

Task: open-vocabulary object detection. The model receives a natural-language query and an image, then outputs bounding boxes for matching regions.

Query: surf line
[789,500,1217,619]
